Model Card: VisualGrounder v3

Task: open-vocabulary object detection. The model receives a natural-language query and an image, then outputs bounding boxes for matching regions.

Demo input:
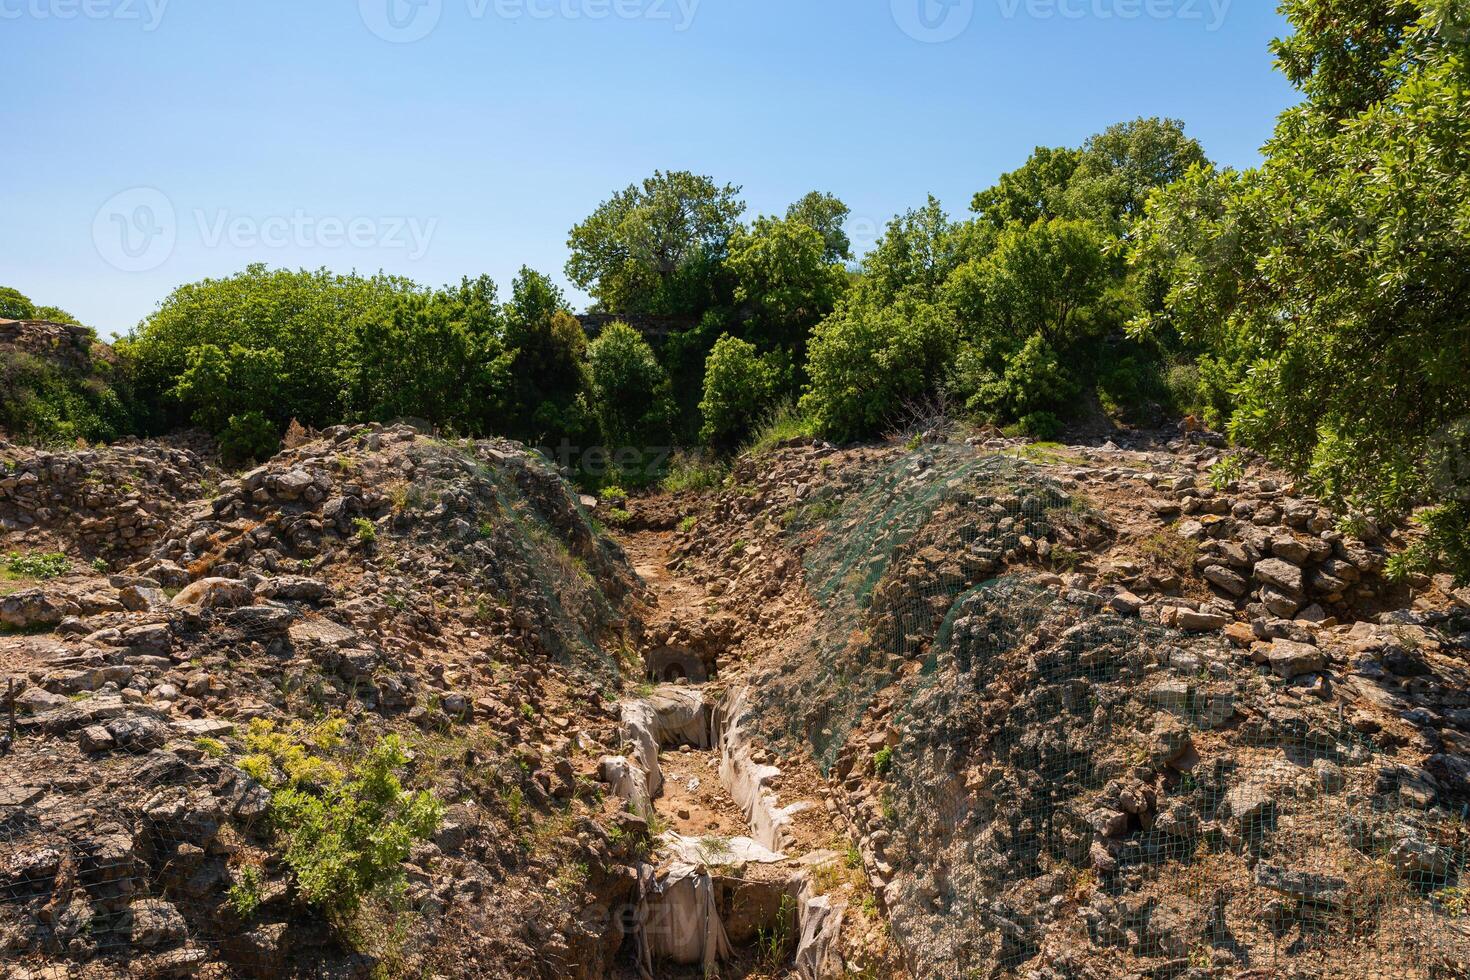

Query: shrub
[801,294,959,441]
[1016,411,1063,441]
[0,350,133,446]
[353,518,377,544]
[4,551,71,580]
[218,411,280,467]
[698,334,785,449]
[661,452,727,493]
[228,866,265,920]
[585,321,674,449]
[1208,452,1247,491]
[959,333,1078,423]
[243,722,442,928]
[1096,354,1166,419]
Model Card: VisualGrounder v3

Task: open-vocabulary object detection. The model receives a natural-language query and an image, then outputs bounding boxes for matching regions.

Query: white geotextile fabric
[597,755,653,818]
[620,685,712,799]
[658,831,786,866]
[717,687,798,852]
[789,876,847,980]
[636,861,732,976]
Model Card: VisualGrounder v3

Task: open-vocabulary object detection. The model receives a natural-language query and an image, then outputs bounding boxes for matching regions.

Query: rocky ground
[2,416,1469,979]
[649,425,1470,979]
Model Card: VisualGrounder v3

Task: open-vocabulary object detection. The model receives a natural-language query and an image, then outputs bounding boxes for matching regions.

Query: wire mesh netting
[753,440,1470,979]
[1,686,282,976]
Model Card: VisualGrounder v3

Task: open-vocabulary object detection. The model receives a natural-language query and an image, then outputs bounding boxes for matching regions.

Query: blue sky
[2,0,1297,336]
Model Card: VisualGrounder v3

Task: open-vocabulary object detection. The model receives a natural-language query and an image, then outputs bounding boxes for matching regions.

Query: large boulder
[1254,558,1305,597]
[1,589,64,630]
[1269,639,1325,679]
[171,577,253,610]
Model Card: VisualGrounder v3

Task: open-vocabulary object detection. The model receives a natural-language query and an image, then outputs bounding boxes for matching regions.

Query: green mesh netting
[761,444,1090,772]
[753,441,1469,978]
[444,444,631,683]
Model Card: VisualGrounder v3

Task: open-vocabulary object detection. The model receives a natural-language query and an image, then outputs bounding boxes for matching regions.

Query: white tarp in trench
[636,861,732,978]
[658,831,786,866]
[621,686,712,799]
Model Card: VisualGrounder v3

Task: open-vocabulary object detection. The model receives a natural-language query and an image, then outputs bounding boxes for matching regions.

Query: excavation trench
[599,684,844,978]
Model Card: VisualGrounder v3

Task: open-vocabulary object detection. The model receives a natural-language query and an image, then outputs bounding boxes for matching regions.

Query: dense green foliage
[1133,0,1470,581]
[801,293,959,441]
[565,170,746,316]
[585,321,672,451]
[799,119,1199,439]
[115,264,587,463]
[240,720,442,928]
[698,334,785,449]
[0,285,129,445]
[0,287,37,320]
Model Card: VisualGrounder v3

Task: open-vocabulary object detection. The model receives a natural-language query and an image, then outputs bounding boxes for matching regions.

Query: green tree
[502,267,590,442]
[800,294,959,441]
[785,191,854,263]
[171,343,287,431]
[727,216,848,353]
[971,146,1081,229]
[351,276,514,431]
[1132,0,1470,580]
[0,287,36,320]
[585,321,673,448]
[566,170,745,315]
[121,264,415,432]
[948,217,1112,351]
[858,196,961,307]
[699,334,785,449]
[1272,0,1426,118]
[1064,117,1208,229]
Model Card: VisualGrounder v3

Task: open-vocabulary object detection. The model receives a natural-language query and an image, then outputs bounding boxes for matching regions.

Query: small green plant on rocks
[1208,452,1247,491]
[228,865,265,920]
[4,551,70,580]
[239,719,442,930]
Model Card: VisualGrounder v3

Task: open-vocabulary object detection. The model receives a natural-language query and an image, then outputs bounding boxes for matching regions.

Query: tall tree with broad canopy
[565,170,745,316]
[726,215,849,354]
[785,191,854,263]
